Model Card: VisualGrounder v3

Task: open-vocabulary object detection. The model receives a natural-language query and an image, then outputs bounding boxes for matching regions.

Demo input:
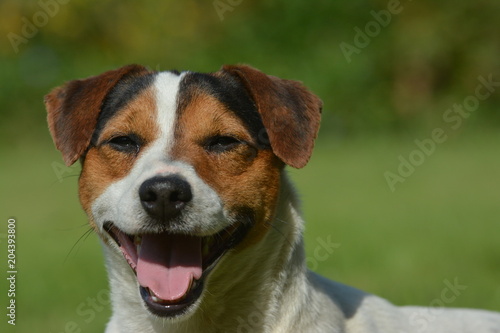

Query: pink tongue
[137,234,202,301]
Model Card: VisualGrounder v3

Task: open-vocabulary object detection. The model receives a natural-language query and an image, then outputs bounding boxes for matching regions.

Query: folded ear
[45,64,150,166]
[222,65,322,169]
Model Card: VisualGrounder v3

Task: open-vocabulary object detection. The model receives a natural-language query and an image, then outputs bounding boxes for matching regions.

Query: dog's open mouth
[103,221,251,317]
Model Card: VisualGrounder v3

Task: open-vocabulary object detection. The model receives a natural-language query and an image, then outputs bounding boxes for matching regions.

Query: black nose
[139,175,192,221]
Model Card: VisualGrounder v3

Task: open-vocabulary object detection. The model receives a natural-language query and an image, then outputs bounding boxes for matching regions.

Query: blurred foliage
[0,0,499,143]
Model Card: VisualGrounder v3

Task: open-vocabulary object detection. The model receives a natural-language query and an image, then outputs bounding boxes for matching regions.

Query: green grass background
[1,128,499,332]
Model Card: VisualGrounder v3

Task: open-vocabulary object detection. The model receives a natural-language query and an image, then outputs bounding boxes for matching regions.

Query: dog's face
[45,64,321,319]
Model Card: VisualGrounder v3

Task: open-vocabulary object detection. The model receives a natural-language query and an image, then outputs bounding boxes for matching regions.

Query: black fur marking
[178,72,269,149]
[90,73,156,146]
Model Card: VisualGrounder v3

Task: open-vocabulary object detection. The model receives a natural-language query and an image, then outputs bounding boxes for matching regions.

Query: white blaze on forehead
[153,71,186,152]
[118,71,185,180]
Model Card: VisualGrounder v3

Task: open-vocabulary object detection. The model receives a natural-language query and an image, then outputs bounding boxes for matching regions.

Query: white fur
[155,72,184,154]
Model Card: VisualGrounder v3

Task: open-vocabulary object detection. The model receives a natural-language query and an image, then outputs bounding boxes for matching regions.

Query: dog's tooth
[134,236,142,253]
[191,279,199,291]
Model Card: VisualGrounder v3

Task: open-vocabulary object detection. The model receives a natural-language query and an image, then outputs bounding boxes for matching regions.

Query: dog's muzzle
[103,175,253,318]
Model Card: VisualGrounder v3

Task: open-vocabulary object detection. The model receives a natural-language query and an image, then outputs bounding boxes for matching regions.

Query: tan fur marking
[171,91,283,250]
[79,86,158,219]
[45,65,151,166]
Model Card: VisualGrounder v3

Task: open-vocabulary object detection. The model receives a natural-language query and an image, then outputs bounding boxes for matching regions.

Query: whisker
[266,218,294,248]
[55,223,89,232]
[272,217,290,225]
[63,227,96,265]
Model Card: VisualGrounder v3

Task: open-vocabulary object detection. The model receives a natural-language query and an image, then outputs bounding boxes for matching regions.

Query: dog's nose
[139,175,192,221]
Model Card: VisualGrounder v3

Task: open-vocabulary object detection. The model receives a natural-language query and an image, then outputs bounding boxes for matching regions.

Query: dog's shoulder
[308,271,397,317]
[308,271,500,332]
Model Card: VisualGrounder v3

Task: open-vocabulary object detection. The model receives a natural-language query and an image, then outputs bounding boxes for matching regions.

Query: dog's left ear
[45,64,150,166]
[222,65,322,169]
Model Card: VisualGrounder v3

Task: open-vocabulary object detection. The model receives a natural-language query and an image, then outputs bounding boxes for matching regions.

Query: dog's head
[45,64,321,318]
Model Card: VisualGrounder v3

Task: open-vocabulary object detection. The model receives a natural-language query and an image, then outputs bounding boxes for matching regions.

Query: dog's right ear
[45,64,150,166]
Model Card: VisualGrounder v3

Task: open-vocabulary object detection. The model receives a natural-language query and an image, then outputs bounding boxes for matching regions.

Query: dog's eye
[204,135,242,153]
[107,135,141,154]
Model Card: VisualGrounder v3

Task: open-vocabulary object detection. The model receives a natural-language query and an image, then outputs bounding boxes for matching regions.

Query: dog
[45,64,500,332]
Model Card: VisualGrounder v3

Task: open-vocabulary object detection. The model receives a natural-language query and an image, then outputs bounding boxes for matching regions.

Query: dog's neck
[103,172,311,333]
